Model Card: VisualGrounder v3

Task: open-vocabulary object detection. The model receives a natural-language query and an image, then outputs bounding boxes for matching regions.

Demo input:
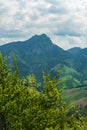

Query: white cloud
[0,0,87,49]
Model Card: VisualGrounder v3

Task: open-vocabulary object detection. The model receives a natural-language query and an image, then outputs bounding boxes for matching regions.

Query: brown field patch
[78,98,87,106]
[63,89,78,96]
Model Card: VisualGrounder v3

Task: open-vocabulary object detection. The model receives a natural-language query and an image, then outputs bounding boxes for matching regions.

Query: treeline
[0,53,87,130]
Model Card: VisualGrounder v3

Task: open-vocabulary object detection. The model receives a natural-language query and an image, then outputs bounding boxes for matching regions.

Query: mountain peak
[29,33,48,39]
[33,33,48,38]
[39,33,48,37]
[28,34,53,45]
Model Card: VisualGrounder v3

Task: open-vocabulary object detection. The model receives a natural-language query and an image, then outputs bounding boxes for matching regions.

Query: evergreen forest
[0,53,87,130]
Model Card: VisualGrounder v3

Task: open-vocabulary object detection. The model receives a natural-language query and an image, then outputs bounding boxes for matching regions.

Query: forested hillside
[0,34,87,89]
[0,53,87,129]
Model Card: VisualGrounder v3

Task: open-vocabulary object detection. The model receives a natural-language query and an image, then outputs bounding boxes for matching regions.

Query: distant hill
[68,47,87,81]
[0,34,87,89]
[68,47,81,54]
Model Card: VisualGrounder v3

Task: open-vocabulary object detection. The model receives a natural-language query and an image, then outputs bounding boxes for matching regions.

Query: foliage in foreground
[0,53,87,130]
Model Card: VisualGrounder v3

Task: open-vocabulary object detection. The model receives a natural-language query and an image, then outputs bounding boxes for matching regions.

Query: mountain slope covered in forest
[0,34,87,89]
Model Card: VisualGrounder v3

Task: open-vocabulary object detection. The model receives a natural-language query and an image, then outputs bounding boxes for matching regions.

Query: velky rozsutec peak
[29,34,50,40]
[26,33,53,46]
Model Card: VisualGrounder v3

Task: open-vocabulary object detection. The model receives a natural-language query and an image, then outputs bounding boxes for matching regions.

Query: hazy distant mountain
[0,34,87,88]
[68,47,82,55]
[68,47,87,80]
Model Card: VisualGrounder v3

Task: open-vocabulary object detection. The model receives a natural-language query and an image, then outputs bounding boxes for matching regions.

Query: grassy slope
[51,64,81,88]
[62,87,87,106]
[51,63,87,107]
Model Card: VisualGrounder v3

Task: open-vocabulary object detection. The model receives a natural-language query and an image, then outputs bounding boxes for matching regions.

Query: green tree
[0,53,87,130]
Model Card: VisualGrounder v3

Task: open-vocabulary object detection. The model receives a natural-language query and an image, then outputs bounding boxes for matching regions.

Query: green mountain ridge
[0,34,87,89]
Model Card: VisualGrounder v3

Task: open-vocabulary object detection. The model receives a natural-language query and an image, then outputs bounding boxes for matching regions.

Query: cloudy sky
[0,0,87,49]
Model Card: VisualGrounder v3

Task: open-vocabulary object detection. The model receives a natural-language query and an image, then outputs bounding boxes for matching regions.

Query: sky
[0,0,87,49]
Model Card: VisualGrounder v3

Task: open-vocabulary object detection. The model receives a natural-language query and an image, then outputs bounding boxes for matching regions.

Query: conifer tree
[0,53,87,130]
